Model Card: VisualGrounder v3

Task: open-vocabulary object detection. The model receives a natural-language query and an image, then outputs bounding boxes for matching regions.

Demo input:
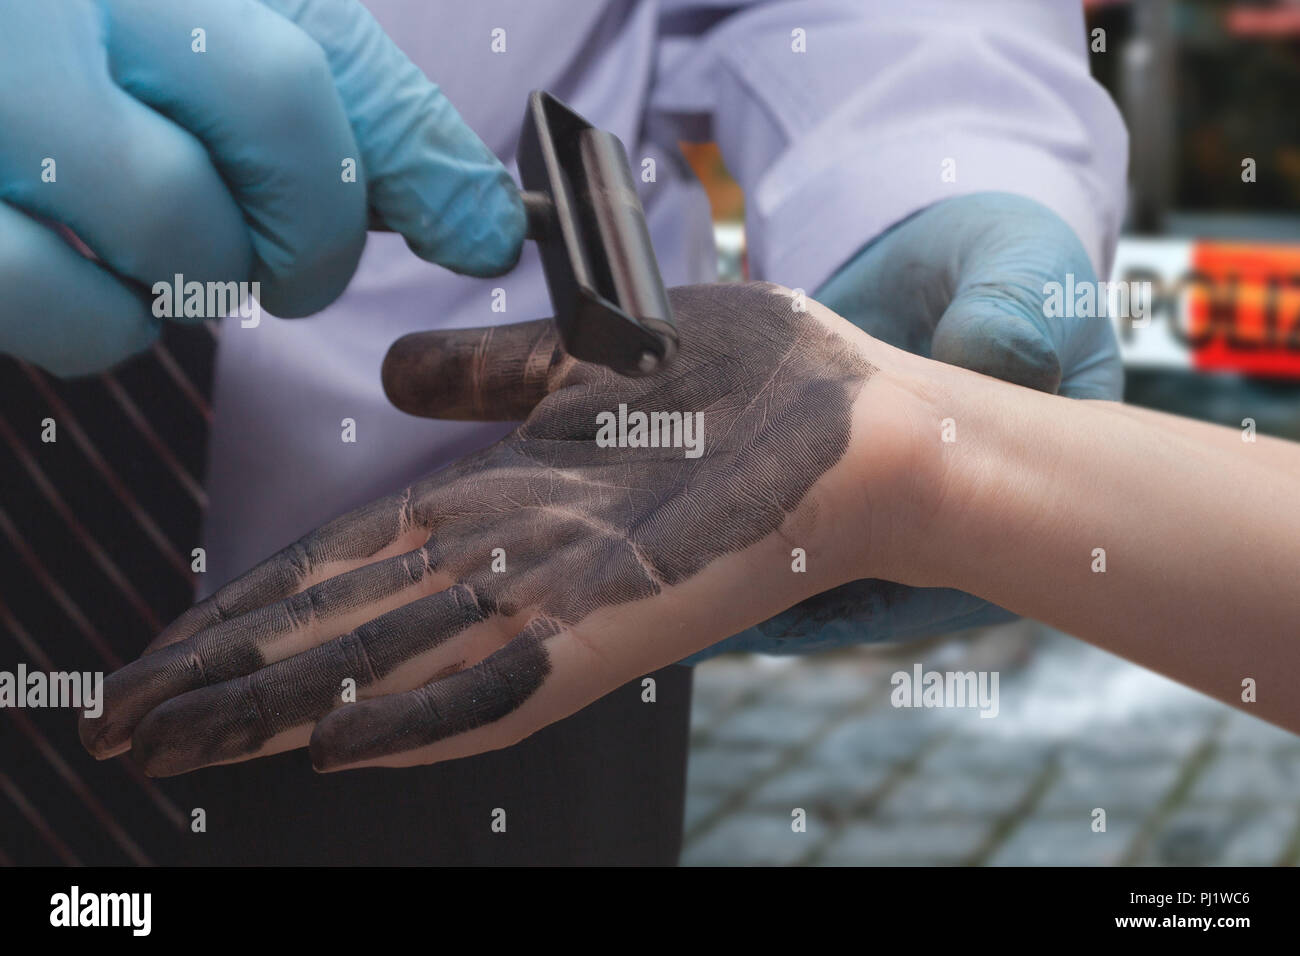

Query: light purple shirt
[202,0,1126,590]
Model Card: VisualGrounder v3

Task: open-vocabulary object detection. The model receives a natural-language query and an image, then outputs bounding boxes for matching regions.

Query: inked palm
[83,282,879,774]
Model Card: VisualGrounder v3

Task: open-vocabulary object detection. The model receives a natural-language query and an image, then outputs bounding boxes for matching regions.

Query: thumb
[931,283,1064,395]
[382,318,568,421]
[929,193,1121,397]
[263,0,526,277]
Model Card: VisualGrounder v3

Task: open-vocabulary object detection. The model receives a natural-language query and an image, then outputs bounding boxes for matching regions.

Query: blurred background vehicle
[681,0,1300,866]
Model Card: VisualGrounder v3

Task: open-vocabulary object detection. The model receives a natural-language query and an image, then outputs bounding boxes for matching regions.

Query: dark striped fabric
[0,323,216,866]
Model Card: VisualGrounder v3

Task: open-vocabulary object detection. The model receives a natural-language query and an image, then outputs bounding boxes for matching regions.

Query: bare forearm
[1084,400,1300,480]
[870,353,1300,730]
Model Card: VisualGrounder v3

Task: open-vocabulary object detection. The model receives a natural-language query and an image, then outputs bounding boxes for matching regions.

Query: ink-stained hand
[82,282,928,774]
[697,192,1125,658]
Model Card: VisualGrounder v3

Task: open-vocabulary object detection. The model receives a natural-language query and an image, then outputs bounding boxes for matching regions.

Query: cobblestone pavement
[683,620,1300,866]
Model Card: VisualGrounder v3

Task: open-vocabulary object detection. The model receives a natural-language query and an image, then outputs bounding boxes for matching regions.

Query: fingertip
[933,310,1063,394]
[130,699,194,778]
[380,330,440,417]
[86,644,207,759]
[1058,358,1125,401]
[403,167,527,278]
[252,211,367,318]
[77,710,125,761]
[307,706,362,773]
[41,315,162,380]
[309,694,409,772]
[0,203,165,376]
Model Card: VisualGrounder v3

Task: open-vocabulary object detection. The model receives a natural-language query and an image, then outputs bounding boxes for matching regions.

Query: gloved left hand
[696,191,1123,659]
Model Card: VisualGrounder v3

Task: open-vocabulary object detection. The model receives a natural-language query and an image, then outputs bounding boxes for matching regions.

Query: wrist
[795,299,1016,597]
[837,337,995,590]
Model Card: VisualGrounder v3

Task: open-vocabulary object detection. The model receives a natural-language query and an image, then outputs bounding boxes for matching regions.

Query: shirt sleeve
[647,0,1129,292]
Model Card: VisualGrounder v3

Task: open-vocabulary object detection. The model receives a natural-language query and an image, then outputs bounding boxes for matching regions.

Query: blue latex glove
[0,0,525,376]
[693,191,1123,661]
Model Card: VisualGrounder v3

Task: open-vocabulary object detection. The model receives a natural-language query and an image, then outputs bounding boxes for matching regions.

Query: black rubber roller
[516,91,677,377]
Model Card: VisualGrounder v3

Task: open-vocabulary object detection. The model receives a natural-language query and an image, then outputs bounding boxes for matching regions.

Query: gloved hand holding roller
[1,0,524,374]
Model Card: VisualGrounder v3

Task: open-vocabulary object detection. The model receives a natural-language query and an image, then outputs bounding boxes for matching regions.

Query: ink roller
[373,91,677,377]
[517,91,676,376]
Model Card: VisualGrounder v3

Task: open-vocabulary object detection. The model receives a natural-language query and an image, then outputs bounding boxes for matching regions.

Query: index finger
[261,0,525,276]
